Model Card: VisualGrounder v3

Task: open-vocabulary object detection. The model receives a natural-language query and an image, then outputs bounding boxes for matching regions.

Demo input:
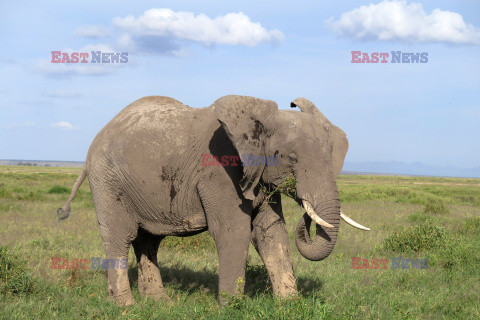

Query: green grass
[47,186,71,194]
[337,175,480,206]
[382,222,447,252]
[0,246,35,295]
[0,165,480,319]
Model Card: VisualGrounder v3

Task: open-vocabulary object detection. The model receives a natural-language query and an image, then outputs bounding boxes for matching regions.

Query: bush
[423,200,450,215]
[383,222,447,253]
[0,246,34,295]
[47,186,70,194]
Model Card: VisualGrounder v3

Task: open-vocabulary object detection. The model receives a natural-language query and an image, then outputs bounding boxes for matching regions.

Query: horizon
[1,1,479,170]
[1,158,479,179]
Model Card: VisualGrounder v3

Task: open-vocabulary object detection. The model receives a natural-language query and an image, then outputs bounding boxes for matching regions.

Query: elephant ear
[291,97,348,177]
[212,95,278,200]
[329,125,348,178]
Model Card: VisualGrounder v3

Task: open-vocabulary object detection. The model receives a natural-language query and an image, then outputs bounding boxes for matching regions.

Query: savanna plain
[0,165,479,319]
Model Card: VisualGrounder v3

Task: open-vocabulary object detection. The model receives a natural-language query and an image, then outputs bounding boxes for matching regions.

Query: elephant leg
[99,223,137,306]
[132,228,170,301]
[251,192,297,297]
[198,179,252,305]
[91,181,137,306]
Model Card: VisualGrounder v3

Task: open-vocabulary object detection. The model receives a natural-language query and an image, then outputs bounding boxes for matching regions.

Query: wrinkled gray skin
[57,95,348,306]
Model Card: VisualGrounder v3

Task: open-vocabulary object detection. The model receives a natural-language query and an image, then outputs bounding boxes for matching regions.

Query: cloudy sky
[0,1,479,170]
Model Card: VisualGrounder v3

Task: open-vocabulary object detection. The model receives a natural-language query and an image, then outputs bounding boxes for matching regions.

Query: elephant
[57,95,369,306]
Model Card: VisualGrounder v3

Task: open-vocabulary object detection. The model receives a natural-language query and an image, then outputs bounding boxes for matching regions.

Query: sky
[0,0,479,170]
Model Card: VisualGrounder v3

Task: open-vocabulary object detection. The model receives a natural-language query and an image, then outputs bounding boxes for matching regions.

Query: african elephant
[57,95,369,306]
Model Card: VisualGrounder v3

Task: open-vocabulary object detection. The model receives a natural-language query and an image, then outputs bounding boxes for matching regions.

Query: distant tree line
[16,162,51,167]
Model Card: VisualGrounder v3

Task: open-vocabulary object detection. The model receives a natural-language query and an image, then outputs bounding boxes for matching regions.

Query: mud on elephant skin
[57,94,369,306]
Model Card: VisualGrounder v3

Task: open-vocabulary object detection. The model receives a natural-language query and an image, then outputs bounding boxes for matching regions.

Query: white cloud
[51,121,79,130]
[326,0,480,45]
[74,25,110,38]
[43,90,83,99]
[78,43,116,53]
[113,8,284,47]
[112,32,187,56]
[31,9,283,77]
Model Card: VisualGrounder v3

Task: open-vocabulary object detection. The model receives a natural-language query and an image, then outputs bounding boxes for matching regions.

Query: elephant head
[212,95,369,262]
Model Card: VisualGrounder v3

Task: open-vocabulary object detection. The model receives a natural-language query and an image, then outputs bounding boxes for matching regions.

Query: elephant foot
[109,290,135,306]
[107,270,135,306]
[273,274,298,298]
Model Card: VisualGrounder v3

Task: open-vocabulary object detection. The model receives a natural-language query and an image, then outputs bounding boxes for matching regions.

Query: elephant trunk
[294,194,341,262]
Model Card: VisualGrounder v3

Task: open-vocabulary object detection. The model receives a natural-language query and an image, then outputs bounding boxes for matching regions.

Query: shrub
[423,200,450,215]
[0,246,34,294]
[383,222,447,253]
[47,185,70,194]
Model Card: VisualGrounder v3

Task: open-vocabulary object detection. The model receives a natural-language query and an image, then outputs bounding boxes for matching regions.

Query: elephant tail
[56,167,87,221]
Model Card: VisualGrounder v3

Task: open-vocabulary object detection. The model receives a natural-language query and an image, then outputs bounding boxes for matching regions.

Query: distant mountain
[343,161,480,178]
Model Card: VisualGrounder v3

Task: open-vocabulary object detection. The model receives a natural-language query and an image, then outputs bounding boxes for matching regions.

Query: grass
[0,165,479,319]
[382,222,447,252]
[0,246,35,295]
[423,200,450,215]
[47,186,71,194]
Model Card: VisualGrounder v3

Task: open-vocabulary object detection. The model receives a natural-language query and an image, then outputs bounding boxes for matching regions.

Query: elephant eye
[287,153,298,164]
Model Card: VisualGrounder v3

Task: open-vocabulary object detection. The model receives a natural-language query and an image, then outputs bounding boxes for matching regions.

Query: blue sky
[0,1,479,170]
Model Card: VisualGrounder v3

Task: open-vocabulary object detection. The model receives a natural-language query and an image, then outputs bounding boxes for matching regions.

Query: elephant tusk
[340,211,370,231]
[302,200,334,228]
